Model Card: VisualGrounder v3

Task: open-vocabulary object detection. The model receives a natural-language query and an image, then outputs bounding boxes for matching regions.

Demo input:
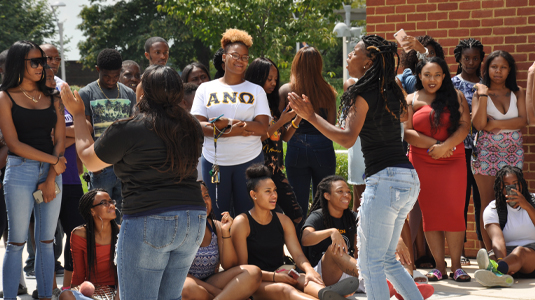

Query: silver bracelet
[417,47,429,61]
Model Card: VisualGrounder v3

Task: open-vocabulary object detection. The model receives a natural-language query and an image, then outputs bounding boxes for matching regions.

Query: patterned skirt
[471,130,523,176]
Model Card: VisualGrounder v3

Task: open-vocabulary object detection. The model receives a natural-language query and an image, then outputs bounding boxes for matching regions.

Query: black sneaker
[32,289,39,299]
[55,261,65,277]
[0,284,28,297]
[26,269,36,279]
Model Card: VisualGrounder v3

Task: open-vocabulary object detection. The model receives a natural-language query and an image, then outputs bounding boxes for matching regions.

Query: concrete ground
[1,242,534,299]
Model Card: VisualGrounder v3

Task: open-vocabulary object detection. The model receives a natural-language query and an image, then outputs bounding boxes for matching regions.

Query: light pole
[333,14,363,82]
[50,1,66,81]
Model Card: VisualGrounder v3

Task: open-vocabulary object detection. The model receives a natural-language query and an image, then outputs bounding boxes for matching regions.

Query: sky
[46,0,122,61]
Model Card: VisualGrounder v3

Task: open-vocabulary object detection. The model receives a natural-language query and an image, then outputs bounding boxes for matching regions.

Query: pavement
[1,242,534,299]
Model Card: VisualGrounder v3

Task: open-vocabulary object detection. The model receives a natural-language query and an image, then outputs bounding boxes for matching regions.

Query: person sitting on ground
[231,164,359,300]
[181,62,211,86]
[182,181,261,300]
[474,165,535,287]
[59,189,119,300]
[119,60,141,92]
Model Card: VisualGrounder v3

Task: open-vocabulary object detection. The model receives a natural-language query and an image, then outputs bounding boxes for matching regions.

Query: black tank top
[246,211,285,272]
[6,91,56,156]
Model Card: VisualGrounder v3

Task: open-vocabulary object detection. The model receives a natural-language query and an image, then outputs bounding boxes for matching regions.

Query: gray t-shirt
[78,80,136,139]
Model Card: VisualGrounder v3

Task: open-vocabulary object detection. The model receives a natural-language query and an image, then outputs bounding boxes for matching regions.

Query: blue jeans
[285,133,336,216]
[201,153,263,218]
[117,209,206,300]
[357,167,422,300]
[90,166,122,222]
[2,156,62,299]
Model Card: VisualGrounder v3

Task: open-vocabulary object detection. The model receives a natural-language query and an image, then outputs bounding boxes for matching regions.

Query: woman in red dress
[404,57,471,282]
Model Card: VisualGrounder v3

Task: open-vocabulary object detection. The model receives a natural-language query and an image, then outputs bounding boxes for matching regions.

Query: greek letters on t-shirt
[207,91,255,107]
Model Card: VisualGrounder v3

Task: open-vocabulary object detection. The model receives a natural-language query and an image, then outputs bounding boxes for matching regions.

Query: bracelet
[52,156,60,165]
[222,235,231,239]
[479,94,488,97]
[291,120,299,129]
[435,140,441,145]
[273,272,276,282]
[267,131,271,138]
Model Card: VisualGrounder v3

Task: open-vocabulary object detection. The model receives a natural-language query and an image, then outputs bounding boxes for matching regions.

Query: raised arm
[527,62,535,125]
[471,83,489,130]
[288,92,367,149]
[216,212,238,270]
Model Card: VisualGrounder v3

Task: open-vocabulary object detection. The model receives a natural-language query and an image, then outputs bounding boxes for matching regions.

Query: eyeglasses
[226,52,250,62]
[92,199,117,208]
[46,56,61,63]
[25,57,48,68]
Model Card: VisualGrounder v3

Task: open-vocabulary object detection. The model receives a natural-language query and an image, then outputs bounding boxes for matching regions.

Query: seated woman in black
[231,164,359,300]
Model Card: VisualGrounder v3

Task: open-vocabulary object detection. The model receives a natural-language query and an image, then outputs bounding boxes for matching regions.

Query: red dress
[409,105,466,232]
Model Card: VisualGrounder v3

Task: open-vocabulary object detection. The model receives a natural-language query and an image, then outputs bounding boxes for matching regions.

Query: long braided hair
[453,38,485,77]
[414,57,461,136]
[308,175,356,251]
[338,35,406,127]
[78,189,120,283]
[493,166,535,230]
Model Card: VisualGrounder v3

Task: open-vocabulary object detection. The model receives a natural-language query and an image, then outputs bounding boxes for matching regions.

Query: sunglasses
[92,199,117,208]
[25,57,48,68]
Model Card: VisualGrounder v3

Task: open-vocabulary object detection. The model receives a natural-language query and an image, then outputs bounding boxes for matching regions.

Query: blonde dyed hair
[221,29,253,49]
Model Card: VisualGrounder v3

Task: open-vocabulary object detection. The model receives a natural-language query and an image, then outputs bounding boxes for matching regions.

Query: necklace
[97,79,119,100]
[19,87,41,103]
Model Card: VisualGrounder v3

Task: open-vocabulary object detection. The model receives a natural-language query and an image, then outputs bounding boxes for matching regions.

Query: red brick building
[365,0,535,257]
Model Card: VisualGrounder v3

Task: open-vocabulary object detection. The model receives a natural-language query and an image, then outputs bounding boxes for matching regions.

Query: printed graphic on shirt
[89,99,132,138]
[207,92,255,107]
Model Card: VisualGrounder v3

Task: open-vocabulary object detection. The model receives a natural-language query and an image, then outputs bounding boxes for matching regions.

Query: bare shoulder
[233,213,249,227]
[72,226,87,238]
[276,212,293,229]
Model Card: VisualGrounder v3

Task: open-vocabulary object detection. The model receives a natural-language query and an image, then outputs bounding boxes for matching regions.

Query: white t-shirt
[483,199,535,247]
[191,79,271,166]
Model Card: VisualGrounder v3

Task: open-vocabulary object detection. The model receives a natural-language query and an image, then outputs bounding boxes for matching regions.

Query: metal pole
[343,4,351,82]
[58,22,66,81]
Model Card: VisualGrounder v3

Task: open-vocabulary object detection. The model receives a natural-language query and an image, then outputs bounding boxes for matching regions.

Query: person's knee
[242,265,262,281]
[59,290,74,300]
[40,239,54,244]
[8,241,25,246]
[181,284,196,300]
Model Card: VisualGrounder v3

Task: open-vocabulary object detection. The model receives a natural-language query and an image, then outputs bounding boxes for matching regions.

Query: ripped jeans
[2,156,62,300]
[357,167,421,300]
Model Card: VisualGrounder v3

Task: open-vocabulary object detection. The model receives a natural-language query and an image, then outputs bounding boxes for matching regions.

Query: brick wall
[366,0,535,258]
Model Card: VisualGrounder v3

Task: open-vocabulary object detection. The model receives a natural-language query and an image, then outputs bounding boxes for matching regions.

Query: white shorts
[314,258,366,293]
[348,137,365,185]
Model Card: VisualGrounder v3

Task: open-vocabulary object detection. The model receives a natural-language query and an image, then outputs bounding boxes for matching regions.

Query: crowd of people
[0,25,534,300]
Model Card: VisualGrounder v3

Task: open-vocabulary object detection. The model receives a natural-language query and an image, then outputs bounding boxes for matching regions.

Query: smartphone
[209,113,224,124]
[394,29,409,52]
[288,269,300,280]
[505,184,518,207]
[33,182,61,204]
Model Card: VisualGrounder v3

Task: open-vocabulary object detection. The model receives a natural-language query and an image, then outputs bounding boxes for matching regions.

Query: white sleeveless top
[487,92,519,133]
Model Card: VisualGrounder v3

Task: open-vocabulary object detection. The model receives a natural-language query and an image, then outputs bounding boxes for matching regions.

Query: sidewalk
[1,242,534,299]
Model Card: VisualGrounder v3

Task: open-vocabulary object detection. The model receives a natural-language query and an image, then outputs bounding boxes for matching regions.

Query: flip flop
[320,291,347,300]
[413,270,429,284]
[450,268,471,282]
[460,255,471,266]
[318,277,359,299]
[426,269,447,281]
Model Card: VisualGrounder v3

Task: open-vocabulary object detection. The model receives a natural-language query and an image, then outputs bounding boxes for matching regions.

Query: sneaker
[26,269,36,279]
[0,284,29,297]
[32,289,39,299]
[476,248,501,274]
[55,262,65,277]
[474,269,514,287]
[51,288,62,300]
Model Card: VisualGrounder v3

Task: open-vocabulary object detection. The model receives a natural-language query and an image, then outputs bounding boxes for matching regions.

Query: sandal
[413,270,429,284]
[426,269,447,281]
[460,255,471,266]
[450,268,471,282]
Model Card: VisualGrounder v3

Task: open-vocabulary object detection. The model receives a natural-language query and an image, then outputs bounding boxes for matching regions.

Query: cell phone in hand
[33,182,61,204]
[394,29,409,52]
[505,184,518,207]
[209,113,224,124]
[288,269,299,280]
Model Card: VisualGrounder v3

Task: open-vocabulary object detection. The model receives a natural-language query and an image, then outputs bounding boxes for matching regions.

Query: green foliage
[335,152,349,181]
[0,0,56,51]
[78,0,210,71]
[161,0,344,65]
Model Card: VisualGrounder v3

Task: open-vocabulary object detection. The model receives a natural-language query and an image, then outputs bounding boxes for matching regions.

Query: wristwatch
[417,47,429,61]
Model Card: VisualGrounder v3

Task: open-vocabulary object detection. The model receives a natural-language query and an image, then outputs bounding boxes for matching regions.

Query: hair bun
[245,164,271,180]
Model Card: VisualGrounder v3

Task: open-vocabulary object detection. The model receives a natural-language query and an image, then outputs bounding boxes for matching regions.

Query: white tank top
[487,92,519,133]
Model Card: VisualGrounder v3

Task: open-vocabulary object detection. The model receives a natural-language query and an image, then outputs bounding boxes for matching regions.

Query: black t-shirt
[359,89,410,177]
[302,209,358,267]
[94,115,205,215]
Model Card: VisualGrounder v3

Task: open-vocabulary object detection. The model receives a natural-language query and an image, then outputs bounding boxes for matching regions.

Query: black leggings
[272,170,303,223]
[464,148,482,241]
[58,184,85,271]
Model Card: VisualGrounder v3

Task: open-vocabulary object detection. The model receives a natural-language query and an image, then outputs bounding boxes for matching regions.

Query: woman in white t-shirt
[191,29,270,218]
[475,165,535,287]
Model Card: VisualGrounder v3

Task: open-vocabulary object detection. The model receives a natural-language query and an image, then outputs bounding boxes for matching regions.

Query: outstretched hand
[288,92,316,122]
[60,83,85,116]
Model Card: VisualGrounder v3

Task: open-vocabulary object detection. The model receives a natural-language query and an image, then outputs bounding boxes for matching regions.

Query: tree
[0,0,56,51]
[78,0,210,71]
[160,0,345,64]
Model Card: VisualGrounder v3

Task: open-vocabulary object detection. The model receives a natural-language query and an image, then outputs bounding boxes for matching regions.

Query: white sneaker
[474,270,514,287]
